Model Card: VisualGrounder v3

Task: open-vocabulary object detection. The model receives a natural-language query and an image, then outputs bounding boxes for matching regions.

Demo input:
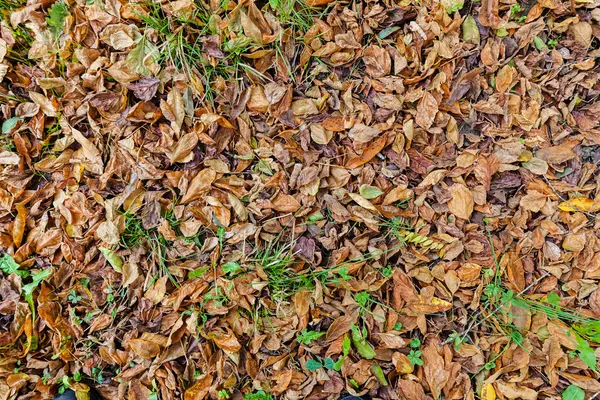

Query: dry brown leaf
[479,0,502,28]
[326,315,355,342]
[170,132,199,163]
[448,184,474,220]
[272,193,301,212]
[422,345,450,400]
[209,329,241,353]
[415,92,438,129]
[129,338,161,359]
[181,169,217,204]
[184,374,213,400]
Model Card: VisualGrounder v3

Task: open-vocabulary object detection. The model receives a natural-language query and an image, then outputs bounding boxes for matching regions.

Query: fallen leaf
[479,0,502,28]
[129,338,161,359]
[346,135,388,169]
[326,315,355,342]
[558,198,600,213]
[181,169,217,204]
[416,92,438,129]
[448,184,474,220]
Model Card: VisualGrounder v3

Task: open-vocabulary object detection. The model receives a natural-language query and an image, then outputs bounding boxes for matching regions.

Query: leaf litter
[1,0,600,399]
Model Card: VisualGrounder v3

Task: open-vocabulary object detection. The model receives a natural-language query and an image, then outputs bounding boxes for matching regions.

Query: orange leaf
[184,374,213,400]
[209,329,241,353]
[405,296,452,314]
[345,135,387,169]
[12,203,26,247]
[181,168,217,204]
[272,193,301,213]
[322,116,348,132]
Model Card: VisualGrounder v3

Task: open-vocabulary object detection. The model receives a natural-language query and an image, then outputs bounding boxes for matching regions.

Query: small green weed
[353,291,397,322]
[57,372,82,394]
[448,330,466,350]
[509,4,526,22]
[243,391,273,400]
[305,335,351,371]
[296,328,325,345]
[381,265,393,277]
[408,338,423,366]
[91,366,104,384]
[46,1,69,38]
[0,254,51,325]
[148,380,159,400]
[350,325,376,359]
[547,38,559,48]
[68,289,82,304]
[408,349,423,366]
[218,389,230,399]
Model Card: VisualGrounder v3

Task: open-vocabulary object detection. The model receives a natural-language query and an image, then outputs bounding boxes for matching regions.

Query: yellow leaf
[482,383,496,400]
[558,198,600,212]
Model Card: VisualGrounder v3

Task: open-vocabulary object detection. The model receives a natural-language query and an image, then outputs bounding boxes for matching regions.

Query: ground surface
[1,0,600,399]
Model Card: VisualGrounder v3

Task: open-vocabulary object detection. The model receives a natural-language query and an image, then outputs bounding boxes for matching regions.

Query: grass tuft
[456,225,600,371]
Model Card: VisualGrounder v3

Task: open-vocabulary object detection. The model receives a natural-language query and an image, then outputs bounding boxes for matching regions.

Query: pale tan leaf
[448,184,474,220]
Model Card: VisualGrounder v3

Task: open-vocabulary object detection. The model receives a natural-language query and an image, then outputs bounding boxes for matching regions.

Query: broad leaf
[562,385,584,400]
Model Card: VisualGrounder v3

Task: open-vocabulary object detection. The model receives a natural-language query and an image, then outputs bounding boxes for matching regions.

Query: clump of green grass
[269,0,320,34]
[455,225,600,372]
[0,0,26,11]
[119,211,181,287]
[133,0,327,104]
[139,1,259,104]
[254,239,316,302]
[120,212,148,249]
[0,0,35,66]
[243,390,273,400]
